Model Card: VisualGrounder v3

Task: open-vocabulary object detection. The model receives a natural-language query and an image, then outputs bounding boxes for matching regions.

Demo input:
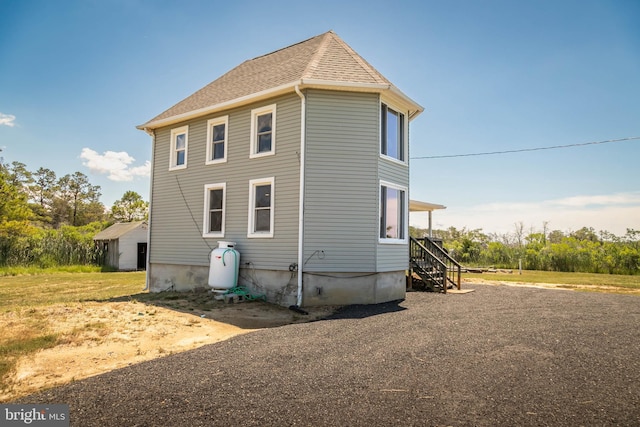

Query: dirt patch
[1,296,336,402]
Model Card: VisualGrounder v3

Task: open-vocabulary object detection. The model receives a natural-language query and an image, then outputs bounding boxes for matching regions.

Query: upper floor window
[381,103,405,162]
[206,116,228,165]
[250,104,276,158]
[203,183,226,237]
[248,177,274,238]
[380,181,407,243]
[169,125,188,170]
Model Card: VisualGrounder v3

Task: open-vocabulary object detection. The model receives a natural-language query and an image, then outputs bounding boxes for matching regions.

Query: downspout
[294,84,306,309]
[142,127,155,291]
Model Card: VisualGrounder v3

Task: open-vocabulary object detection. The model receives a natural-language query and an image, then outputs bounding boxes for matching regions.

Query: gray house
[94,221,148,271]
[137,31,424,306]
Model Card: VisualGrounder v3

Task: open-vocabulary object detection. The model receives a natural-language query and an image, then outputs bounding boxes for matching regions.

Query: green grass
[0,265,110,277]
[463,270,640,290]
[0,271,146,310]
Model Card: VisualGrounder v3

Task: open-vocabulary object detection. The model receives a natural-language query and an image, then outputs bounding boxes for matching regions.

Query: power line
[410,136,640,160]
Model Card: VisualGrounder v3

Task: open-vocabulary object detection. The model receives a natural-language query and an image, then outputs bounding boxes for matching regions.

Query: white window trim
[249,104,276,159]
[247,177,275,238]
[203,183,226,238]
[169,125,189,171]
[379,180,408,244]
[379,101,408,166]
[206,116,229,165]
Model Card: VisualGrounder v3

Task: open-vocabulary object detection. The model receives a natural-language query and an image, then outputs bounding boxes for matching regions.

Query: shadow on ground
[323,299,407,319]
[101,289,340,329]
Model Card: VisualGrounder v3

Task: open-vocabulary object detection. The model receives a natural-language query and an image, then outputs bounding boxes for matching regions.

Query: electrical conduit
[142,128,155,291]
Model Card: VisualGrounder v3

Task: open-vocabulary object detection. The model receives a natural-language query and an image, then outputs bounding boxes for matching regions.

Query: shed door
[137,243,147,270]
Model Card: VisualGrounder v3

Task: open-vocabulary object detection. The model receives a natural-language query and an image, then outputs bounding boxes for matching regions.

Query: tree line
[411,223,640,275]
[0,159,148,268]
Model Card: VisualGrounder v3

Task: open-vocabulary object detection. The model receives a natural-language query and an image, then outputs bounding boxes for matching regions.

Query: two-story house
[137,31,424,307]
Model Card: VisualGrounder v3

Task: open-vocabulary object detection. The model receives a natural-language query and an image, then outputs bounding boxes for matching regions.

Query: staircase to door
[410,237,462,293]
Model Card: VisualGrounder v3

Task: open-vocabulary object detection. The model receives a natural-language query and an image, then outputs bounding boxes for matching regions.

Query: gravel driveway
[24,284,640,426]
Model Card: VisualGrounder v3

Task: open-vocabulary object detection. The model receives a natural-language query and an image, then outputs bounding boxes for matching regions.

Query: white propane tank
[208,241,240,290]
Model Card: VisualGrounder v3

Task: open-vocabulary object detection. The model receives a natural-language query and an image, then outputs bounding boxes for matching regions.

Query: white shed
[94,222,148,271]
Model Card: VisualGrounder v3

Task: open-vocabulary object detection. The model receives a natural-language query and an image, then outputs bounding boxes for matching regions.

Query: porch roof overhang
[409,200,446,212]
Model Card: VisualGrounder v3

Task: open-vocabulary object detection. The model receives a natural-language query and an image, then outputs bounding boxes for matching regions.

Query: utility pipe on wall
[142,128,155,291]
[294,84,306,308]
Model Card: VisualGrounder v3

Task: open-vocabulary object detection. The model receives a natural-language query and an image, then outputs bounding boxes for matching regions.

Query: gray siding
[149,93,301,270]
[149,88,411,277]
[303,90,379,272]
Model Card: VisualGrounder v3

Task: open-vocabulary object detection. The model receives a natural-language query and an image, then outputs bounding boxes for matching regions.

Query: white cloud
[0,113,16,127]
[550,193,640,208]
[80,148,151,182]
[410,192,640,236]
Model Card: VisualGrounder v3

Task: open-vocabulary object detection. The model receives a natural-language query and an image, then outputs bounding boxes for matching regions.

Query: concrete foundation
[147,263,406,307]
[301,271,406,306]
[147,263,209,292]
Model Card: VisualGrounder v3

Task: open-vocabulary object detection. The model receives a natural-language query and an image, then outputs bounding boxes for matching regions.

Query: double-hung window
[381,103,406,162]
[380,181,407,242]
[169,126,188,170]
[203,183,226,237]
[248,177,274,238]
[206,116,228,164]
[250,104,276,158]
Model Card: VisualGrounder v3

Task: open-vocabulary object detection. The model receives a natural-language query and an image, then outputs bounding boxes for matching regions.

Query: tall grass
[0,221,108,269]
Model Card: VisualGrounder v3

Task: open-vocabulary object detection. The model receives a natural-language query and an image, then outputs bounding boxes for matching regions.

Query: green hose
[221,248,239,287]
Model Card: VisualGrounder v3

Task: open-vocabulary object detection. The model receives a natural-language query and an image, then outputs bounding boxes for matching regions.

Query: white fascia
[138,80,423,131]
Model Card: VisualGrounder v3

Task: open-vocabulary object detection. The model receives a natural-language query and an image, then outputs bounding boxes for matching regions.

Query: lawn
[463,269,640,291]
[0,271,146,310]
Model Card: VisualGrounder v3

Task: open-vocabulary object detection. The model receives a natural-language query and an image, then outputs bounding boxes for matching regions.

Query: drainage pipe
[142,128,155,291]
[294,84,306,308]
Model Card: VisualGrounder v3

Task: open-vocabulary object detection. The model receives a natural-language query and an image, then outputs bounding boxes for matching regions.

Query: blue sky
[1,0,639,235]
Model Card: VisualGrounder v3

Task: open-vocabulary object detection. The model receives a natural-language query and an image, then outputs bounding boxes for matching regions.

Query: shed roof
[93,221,147,241]
[138,31,422,130]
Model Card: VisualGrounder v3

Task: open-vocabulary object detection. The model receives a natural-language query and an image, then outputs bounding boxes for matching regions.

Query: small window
[169,126,188,170]
[380,181,407,242]
[248,177,274,238]
[250,104,276,158]
[206,116,228,164]
[381,103,405,162]
[203,183,226,237]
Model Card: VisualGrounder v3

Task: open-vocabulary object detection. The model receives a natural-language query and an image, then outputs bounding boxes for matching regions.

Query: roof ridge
[301,31,334,79]
[249,31,329,63]
[331,33,389,84]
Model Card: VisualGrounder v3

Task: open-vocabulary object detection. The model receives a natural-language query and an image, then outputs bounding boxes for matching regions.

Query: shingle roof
[93,221,147,241]
[139,31,421,129]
